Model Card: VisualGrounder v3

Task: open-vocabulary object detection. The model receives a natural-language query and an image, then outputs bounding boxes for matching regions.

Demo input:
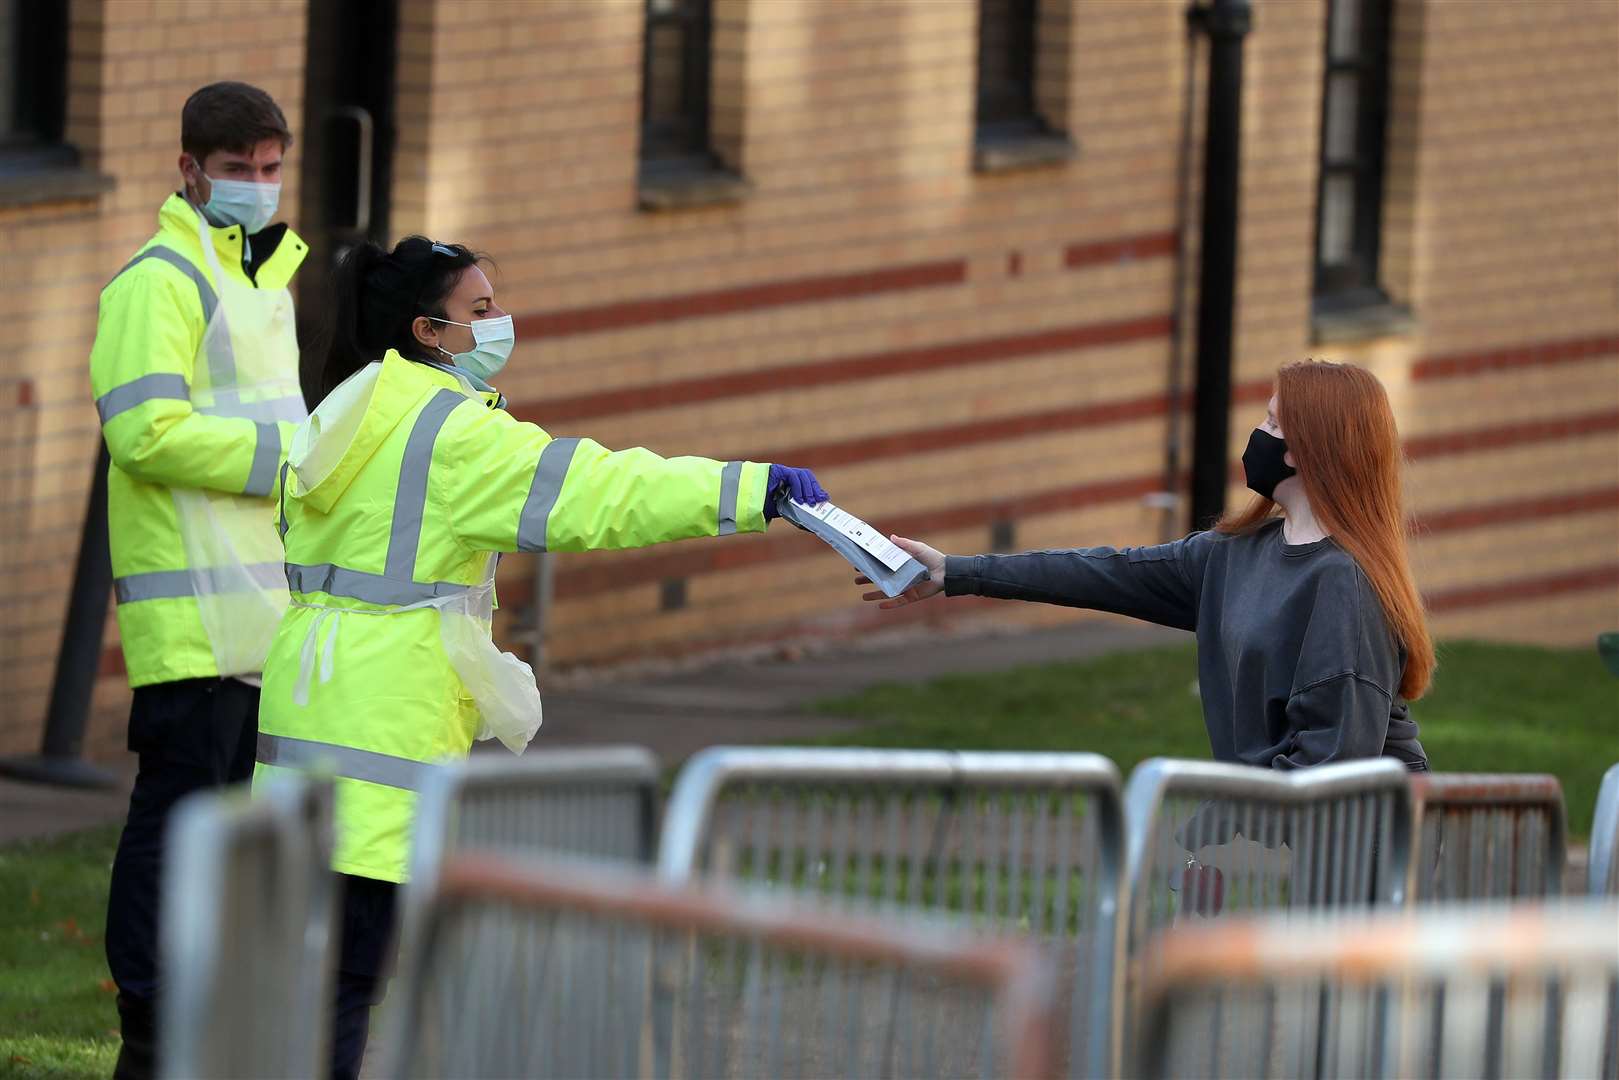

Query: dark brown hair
[307,237,484,408]
[180,82,292,161]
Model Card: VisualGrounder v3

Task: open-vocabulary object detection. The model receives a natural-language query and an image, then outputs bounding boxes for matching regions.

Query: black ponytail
[303,236,481,408]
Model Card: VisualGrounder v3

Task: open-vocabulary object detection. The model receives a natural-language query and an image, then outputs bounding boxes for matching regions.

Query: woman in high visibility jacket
[255,236,827,1078]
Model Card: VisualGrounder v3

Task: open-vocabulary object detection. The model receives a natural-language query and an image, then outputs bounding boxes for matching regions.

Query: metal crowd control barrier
[159,775,337,1080]
[1121,758,1414,1071]
[1137,900,1619,1079]
[407,746,661,882]
[1593,763,1619,896]
[394,746,661,1009]
[1408,773,1568,900]
[383,852,1061,1079]
[656,746,1123,1078]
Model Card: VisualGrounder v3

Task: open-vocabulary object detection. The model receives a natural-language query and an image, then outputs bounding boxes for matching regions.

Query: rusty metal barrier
[656,747,1124,1079]
[1137,900,1619,1079]
[1121,757,1414,1072]
[382,852,1060,1079]
[159,775,337,1079]
[1408,773,1568,900]
[1592,763,1619,896]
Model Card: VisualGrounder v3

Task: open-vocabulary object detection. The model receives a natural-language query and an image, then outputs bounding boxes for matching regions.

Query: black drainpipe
[1188,0,1253,531]
[0,442,117,788]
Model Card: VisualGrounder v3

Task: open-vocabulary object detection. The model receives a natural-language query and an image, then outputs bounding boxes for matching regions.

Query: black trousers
[333,874,401,1080]
[106,676,260,1080]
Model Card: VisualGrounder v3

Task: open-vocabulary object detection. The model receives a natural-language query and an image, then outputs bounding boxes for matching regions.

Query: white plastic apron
[288,367,543,754]
[171,212,307,677]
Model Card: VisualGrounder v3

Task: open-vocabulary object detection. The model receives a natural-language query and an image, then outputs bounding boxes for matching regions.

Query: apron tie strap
[292,605,340,707]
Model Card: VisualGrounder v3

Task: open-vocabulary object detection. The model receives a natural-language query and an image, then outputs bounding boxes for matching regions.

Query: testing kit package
[774,495,929,598]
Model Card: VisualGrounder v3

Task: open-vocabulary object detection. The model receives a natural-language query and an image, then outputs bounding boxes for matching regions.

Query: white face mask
[200,173,281,235]
[430,315,515,383]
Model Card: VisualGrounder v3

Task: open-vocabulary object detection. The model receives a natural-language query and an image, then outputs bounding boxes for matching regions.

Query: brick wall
[400,0,1191,669]
[1332,0,1619,646]
[0,0,1614,759]
[0,0,307,758]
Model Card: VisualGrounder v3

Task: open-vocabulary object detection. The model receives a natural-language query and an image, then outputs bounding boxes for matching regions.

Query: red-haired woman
[861,360,1433,771]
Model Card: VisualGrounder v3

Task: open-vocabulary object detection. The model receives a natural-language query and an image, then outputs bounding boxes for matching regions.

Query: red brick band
[1064,232,1178,269]
[1426,564,1619,614]
[513,259,966,341]
[1414,487,1619,534]
[510,314,1172,425]
[1405,409,1619,459]
[1413,335,1619,382]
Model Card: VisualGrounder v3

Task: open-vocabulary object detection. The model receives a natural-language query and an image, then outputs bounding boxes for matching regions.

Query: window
[974,0,1072,172]
[640,0,715,176]
[2,0,71,169]
[976,0,1043,139]
[1313,0,1393,309]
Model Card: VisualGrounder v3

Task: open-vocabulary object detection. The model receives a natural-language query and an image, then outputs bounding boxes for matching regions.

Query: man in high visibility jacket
[91,82,307,1080]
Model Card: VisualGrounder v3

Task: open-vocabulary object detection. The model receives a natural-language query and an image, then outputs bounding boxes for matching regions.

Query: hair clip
[430,242,459,256]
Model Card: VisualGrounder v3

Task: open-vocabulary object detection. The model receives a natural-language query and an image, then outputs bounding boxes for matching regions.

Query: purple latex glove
[763,463,829,521]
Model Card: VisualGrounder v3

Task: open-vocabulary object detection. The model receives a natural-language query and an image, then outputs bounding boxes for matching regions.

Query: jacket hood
[288,352,470,513]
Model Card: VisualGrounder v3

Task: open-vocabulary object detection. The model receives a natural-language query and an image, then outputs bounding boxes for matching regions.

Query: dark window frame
[975,0,1049,141]
[3,0,75,171]
[1312,0,1394,310]
[639,0,717,177]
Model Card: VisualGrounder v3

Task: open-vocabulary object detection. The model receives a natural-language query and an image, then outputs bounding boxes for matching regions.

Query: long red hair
[1215,360,1434,700]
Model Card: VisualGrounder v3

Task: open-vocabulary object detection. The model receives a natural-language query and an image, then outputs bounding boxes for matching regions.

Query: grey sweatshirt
[943,519,1427,770]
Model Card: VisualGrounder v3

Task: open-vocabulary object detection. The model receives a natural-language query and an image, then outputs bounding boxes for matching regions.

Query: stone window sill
[638,167,750,212]
[973,132,1076,174]
[0,149,116,209]
[1311,296,1418,345]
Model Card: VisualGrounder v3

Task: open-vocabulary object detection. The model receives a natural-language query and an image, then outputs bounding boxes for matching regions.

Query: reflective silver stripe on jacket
[111,245,218,323]
[386,389,466,580]
[516,437,581,552]
[243,422,281,497]
[106,243,259,422]
[112,242,242,401]
[114,562,286,604]
[95,373,190,425]
[282,387,482,605]
[717,460,744,536]
[195,394,308,423]
[256,732,434,792]
[283,562,472,608]
[277,461,291,539]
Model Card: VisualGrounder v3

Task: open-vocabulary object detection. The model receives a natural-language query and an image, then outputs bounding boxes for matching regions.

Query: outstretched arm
[435,404,771,553]
[861,533,1215,632]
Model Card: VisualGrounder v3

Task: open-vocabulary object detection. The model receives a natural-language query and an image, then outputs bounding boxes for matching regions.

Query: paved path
[0,620,1187,846]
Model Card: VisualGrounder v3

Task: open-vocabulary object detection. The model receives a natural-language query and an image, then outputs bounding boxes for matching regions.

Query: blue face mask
[429,314,515,383]
[200,174,281,234]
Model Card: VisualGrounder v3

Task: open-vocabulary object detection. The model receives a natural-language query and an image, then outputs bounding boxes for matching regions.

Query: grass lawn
[811,639,1619,841]
[0,825,121,1079]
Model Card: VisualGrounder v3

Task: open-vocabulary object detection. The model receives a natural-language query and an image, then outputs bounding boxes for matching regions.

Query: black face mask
[1242,428,1297,500]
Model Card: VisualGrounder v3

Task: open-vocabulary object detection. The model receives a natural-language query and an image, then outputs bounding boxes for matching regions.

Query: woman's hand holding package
[857,535,945,609]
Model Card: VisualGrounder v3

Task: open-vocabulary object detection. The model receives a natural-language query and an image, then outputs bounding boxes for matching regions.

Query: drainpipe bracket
[1186,0,1252,38]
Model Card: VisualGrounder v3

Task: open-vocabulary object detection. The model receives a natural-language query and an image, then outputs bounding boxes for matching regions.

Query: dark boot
[111,993,156,1080]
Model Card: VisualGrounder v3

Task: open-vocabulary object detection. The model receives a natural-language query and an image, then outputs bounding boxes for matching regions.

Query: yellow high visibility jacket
[255,352,769,882]
[89,194,307,686]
